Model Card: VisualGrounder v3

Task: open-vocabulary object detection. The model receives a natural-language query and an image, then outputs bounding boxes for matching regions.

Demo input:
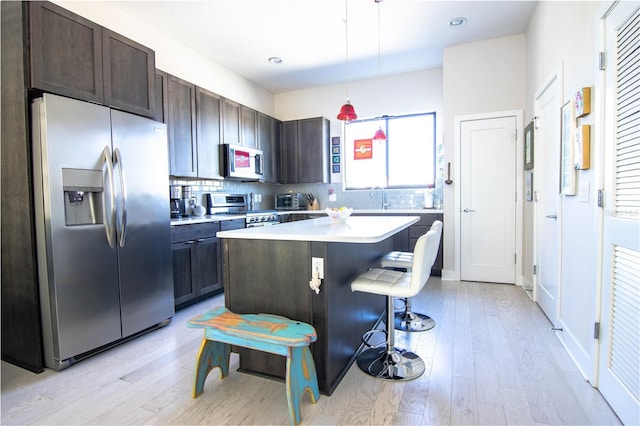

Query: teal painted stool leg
[192,339,231,398]
[286,346,320,425]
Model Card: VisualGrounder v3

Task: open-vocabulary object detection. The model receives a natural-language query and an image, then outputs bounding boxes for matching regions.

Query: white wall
[275,68,444,146]
[526,1,604,380]
[54,1,276,116]
[442,34,527,278]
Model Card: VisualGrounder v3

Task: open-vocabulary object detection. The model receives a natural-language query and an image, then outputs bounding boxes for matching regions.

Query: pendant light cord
[345,0,350,100]
[377,0,382,109]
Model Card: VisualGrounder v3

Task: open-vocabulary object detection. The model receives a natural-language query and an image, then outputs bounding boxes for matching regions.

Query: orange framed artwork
[354,139,372,160]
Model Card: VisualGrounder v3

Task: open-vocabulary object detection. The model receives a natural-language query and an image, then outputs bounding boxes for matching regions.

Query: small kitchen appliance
[220,143,263,180]
[170,185,184,218]
[275,193,308,210]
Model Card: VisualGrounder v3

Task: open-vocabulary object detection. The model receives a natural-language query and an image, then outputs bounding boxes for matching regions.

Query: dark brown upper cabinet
[258,113,279,183]
[221,98,241,145]
[29,1,104,103]
[280,117,330,184]
[196,87,223,180]
[154,70,169,123]
[102,29,155,117]
[28,2,155,118]
[240,105,258,148]
[167,75,197,177]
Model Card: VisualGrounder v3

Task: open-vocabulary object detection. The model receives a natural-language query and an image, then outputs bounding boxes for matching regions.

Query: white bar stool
[350,221,442,381]
[380,221,442,332]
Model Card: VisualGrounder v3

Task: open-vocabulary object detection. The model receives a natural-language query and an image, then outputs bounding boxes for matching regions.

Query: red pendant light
[337,0,357,122]
[338,99,358,121]
[373,127,387,141]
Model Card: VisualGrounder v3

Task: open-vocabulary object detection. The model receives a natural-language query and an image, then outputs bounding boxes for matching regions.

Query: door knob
[463,208,476,213]
[546,214,558,219]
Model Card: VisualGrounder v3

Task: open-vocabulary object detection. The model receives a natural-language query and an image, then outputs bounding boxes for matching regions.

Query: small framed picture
[524,120,534,170]
[332,155,340,164]
[332,146,340,154]
[332,164,340,173]
[331,136,340,146]
[574,125,590,170]
[575,87,591,118]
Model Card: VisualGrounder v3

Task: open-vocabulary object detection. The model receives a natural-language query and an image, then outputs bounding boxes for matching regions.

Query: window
[343,112,436,189]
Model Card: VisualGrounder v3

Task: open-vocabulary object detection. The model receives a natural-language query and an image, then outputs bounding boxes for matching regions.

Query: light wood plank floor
[1,278,621,425]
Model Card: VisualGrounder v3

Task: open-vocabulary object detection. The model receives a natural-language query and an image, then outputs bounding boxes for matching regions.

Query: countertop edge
[216,216,419,243]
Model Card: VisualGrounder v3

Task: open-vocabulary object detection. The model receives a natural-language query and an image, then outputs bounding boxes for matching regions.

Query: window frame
[343,111,437,190]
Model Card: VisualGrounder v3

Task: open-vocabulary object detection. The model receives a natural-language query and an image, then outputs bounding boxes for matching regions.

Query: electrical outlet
[312,257,324,279]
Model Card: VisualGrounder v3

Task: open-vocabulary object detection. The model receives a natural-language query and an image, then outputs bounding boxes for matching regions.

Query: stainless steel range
[205,193,279,227]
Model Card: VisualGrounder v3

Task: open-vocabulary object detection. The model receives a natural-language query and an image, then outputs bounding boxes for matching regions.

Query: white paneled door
[533,68,562,328]
[599,3,640,425]
[460,115,516,284]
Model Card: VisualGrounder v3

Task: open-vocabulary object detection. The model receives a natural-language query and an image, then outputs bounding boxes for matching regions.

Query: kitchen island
[217,215,419,395]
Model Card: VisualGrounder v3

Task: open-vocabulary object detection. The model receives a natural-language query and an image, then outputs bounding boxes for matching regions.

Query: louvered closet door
[599,3,640,425]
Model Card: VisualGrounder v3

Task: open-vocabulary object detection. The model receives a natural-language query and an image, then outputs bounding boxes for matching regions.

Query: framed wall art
[561,99,576,195]
[574,87,591,118]
[524,120,534,170]
[526,171,533,201]
[574,124,591,170]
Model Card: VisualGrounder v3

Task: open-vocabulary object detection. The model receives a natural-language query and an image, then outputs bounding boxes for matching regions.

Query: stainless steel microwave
[275,193,307,210]
[220,143,263,180]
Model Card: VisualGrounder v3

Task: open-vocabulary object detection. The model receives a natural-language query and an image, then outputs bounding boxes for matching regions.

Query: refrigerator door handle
[102,146,116,248]
[113,147,128,247]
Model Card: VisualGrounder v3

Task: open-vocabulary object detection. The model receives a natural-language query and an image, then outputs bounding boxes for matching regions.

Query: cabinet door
[258,113,277,183]
[195,237,221,295]
[167,75,197,177]
[29,1,103,103]
[281,121,299,184]
[102,29,155,118]
[240,106,258,148]
[298,117,330,183]
[196,87,223,179]
[172,241,197,305]
[221,98,240,145]
[154,70,169,123]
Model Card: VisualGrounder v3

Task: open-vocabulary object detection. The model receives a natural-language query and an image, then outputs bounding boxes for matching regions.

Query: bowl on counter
[325,207,353,222]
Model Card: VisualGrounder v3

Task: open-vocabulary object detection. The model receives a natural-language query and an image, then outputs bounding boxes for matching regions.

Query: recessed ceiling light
[448,17,467,27]
[268,57,283,64]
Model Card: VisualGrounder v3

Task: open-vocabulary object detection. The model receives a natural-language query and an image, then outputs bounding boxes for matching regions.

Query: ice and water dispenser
[62,168,105,226]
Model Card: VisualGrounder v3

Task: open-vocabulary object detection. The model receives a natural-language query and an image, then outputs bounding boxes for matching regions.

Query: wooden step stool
[187,306,319,425]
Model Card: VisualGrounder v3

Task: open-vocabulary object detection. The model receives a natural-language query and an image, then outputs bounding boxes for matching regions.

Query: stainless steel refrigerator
[32,93,174,370]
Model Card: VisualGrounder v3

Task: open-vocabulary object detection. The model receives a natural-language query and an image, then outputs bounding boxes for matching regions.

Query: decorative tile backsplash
[169,178,443,212]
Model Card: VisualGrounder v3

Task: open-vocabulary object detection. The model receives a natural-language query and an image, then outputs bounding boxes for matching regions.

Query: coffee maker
[169,185,184,218]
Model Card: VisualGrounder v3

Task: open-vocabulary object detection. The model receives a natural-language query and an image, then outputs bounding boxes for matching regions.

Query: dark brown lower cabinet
[171,223,222,309]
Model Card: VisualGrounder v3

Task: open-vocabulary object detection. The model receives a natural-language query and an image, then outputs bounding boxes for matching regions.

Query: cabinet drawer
[171,222,219,242]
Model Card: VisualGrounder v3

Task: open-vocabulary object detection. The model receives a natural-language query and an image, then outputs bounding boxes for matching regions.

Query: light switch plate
[312,257,324,279]
[578,181,590,203]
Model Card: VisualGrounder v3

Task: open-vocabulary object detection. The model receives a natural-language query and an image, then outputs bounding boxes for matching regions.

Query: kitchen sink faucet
[370,186,388,209]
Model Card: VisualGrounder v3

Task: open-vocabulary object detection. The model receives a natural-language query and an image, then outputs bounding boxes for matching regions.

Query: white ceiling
[108,0,536,94]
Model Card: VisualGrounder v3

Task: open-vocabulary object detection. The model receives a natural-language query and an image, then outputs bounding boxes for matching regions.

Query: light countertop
[170,209,442,226]
[216,215,419,243]
[283,209,444,215]
[170,214,245,226]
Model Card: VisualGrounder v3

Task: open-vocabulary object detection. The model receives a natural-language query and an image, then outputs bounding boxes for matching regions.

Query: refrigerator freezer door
[33,94,122,367]
[111,110,174,337]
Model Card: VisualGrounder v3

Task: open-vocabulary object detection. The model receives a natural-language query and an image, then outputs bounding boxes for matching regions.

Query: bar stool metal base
[395,311,436,332]
[356,347,425,381]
